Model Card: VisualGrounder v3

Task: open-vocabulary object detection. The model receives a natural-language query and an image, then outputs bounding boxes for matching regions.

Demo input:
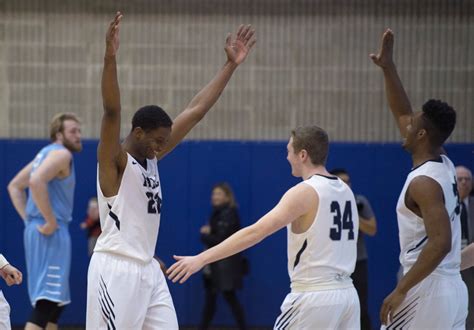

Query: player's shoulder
[284,182,319,205]
[42,147,72,162]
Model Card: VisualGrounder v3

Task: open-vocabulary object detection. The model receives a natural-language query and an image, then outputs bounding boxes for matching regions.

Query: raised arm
[157,25,256,159]
[167,184,317,283]
[7,161,33,221]
[370,29,413,137]
[98,12,127,197]
[29,149,73,235]
[380,177,451,325]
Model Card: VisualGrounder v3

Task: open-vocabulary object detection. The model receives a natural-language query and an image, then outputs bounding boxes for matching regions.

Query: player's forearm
[29,179,57,224]
[185,60,238,118]
[396,240,450,294]
[461,243,474,271]
[381,63,413,119]
[102,56,121,114]
[7,185,27,221]
[199,224,264,266]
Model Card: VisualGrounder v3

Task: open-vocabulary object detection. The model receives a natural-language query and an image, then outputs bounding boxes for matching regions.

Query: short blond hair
[49,113,81,141]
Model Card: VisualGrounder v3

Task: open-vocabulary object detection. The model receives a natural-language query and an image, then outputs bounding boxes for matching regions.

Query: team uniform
[86,153,178,329]
[274,174,360,330]
[24,143,74,307]
[383,155,468,329]
[0,254,12,330]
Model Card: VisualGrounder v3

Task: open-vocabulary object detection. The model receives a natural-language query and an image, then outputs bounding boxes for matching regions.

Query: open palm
[370,29,394,69]
[105,12,123,57]
[225,25,256,65]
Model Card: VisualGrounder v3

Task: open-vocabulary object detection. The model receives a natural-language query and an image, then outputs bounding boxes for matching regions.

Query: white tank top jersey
[288,174,359,292]
[397,155,461,276]
[94,153,162,263]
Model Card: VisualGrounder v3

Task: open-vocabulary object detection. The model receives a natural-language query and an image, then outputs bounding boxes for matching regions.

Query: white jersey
[94,153,162,263]
[397,154,461,276]
[288,174,359,291]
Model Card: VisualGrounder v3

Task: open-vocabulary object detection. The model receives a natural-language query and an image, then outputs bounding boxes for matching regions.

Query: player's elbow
[433,235,452,257]
[7,180,19,195]
[185,106,207,122]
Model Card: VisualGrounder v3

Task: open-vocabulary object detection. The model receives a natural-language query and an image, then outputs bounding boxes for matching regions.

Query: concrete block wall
[0,0,472,142]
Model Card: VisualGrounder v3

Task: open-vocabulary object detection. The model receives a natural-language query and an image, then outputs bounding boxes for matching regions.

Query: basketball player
[168,126,361,329]
[8,113,82,330]
[86,12,256,329]
[370,29,467,328]
[0,254,23,330]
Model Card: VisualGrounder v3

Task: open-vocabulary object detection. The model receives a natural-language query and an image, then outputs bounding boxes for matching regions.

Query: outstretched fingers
[107,12,123,37]
[245,30,257,49]
[166,256,183,280]
[369,28,394,66]
[236,24,245,39]
[382,28,394,50]
[225,33,232,48]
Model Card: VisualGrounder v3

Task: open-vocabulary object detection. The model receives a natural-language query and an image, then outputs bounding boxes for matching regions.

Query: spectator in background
[199,183,246,330]
[456,165,474,329]
[330,168,377,330]
[0,254,23,330]
[80,197,101,256]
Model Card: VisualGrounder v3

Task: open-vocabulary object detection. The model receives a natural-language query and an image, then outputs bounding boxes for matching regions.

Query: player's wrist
[104,53,117,61]
[381,61,396,72]
[395,282,409,295]
[224,60,239,70]
[0,255,9,269]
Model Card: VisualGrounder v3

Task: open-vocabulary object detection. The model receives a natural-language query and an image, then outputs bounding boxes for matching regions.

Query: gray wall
[0,0,473,142]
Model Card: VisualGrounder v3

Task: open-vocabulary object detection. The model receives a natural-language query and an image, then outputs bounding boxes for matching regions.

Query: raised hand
[166,255,205,284]
[370,28,394,69]
[105,12,123,58]
[0,264,23,286]
[225,25,257,65]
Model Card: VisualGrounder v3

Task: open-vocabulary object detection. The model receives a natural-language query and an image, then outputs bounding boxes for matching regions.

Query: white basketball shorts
[0,290,11,330]
[381,273,467,330]
[86,252,178,329]
[274,286,360,329]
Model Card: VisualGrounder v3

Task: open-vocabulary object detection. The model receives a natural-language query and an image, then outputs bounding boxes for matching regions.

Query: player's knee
[28,300,64,328]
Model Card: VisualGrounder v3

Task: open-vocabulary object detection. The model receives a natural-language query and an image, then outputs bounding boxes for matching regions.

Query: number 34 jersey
[94,153,162,263]
[288,175,359,291]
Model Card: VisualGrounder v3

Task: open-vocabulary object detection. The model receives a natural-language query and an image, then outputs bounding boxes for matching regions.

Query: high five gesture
[105,12,122,58]
[225,24,256,65]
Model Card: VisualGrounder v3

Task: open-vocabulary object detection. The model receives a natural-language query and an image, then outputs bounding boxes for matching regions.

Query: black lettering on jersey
[329,201,355,241]
[146,192,162,214]
[142,173,160,189]
[453,177,461,215]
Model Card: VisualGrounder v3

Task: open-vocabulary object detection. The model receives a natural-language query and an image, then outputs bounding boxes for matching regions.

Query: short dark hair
[131,105,173,132]
[329,168,348,176]
[291,126,329,166]
[421,99,456,147]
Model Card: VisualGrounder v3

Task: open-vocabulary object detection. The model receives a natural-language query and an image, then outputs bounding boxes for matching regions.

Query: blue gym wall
[0,139,473,327]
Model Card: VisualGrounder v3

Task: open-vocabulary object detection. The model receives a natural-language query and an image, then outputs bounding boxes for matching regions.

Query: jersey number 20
[146,192,162,214]
[329,201,355,241]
